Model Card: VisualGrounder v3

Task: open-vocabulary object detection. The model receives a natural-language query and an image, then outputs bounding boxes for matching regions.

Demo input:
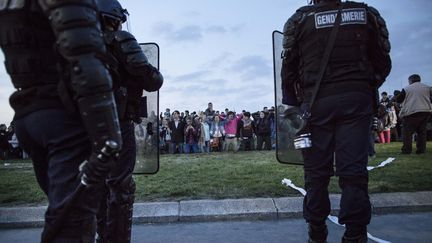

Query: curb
[1,191,431,228]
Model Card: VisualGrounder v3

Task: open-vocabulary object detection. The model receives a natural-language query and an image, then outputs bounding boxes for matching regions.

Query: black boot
[342,225,368,243]
[308,223,328,243]
[106,176,136,243]
[341,234,368,243]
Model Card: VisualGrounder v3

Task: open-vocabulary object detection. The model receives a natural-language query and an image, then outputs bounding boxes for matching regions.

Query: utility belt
[226,134,236,139]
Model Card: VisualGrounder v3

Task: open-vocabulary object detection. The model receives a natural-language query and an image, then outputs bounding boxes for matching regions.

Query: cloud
[206,25,227,34]
[153,22,237,43]
[173,70,212,82]
[205,52,233,69]
[230,55,272,80]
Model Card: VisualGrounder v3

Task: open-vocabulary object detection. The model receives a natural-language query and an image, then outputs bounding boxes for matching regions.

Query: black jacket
[168,120,185,143]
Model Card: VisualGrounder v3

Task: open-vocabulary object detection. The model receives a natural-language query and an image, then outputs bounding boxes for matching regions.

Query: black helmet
[97,0,128,23]
[309,0,339,4]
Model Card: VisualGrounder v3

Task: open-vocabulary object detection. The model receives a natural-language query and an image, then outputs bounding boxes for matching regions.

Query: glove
[79,141,119,186]
[281,106,307,130]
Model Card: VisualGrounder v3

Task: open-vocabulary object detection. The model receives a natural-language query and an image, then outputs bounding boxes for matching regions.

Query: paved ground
[1,192,431,227]
[0,212,431,243]
[1,191,431,242]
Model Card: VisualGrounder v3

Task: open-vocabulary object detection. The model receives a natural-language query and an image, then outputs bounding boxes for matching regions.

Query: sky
[1,0,431,123]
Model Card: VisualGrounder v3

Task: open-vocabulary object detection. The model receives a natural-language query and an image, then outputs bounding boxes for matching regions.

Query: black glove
[281,106,307,130]
[79,141,119,186]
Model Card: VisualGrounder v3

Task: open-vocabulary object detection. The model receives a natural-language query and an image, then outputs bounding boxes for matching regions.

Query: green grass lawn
[0,142,431,206]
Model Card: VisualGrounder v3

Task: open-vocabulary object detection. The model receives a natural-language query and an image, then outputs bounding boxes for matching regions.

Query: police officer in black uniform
[0,0,122,242]
[281,0,391,242]
[94,1,163,242]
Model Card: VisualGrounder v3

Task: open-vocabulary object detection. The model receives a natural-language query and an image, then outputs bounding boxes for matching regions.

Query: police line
[282,157,396,243]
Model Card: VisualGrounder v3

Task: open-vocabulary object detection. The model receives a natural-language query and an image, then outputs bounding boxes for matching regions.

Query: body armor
[1,2,122,241]
[105,30,163,122]
[282,1,391,104]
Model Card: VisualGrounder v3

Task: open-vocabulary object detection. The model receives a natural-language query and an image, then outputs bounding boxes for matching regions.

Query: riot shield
[133,43,160,174]
[272,30,304,165]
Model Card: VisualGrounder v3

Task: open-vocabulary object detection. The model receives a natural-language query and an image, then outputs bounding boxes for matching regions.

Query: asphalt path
[0,212,431,243]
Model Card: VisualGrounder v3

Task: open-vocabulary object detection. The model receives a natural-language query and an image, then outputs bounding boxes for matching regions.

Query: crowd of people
[369,77,432,159]
[158,102,276,154]
[0,123,27,161]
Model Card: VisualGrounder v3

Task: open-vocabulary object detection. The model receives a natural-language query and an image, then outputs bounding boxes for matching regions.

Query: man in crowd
[281,0,391,242]
[380,92,390,106]
[205,102,216,124]
[224,111,241,152]
[0,0,123,241]
[0,124,8,160]
[169,111,186,153]
[396,74,432,154]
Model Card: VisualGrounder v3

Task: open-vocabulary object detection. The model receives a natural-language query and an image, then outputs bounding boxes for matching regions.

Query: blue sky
[1,0,431,123]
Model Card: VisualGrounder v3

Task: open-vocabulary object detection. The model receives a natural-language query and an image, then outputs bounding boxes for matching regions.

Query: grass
[0,142,431,206]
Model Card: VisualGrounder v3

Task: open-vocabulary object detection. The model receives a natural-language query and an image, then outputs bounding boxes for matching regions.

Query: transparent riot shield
[133,43,160,174]
[272,30,304,165]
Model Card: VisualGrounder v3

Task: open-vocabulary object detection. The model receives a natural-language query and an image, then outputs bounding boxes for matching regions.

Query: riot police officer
[94,1,163,242]
[0,0,123,242]
[281,0,391,242]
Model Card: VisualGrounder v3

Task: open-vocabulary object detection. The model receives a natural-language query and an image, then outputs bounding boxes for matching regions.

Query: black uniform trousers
[15,109,101,242]
[97,120,136,242]
[302,91,372,230]
[401,112,430,154]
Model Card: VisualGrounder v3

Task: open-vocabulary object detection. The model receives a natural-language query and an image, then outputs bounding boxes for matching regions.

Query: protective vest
[297,1,375,94]
[0,1,62,116]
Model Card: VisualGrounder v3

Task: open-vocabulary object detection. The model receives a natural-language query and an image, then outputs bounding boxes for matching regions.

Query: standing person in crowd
[210,115,225,152]
[7,125,21,159]
[159,119,172,154]
[183,110,190,123]
[224,111,242,152]
[281,0,391,242]
[164,108,171,120]
[238,112,256,151]
[94,1,163,242]
[256,111,272,150]
[392,90,403,140]
[397,74,432,154]
[0,0,124,241]
[184,117,198,153]
[268,107,277,149]
[0,124,8,160]
[380,92,390,106]
[205,102,216,124]
[198,116,211,153]
[169,111,186,154]
[377,104,391,143]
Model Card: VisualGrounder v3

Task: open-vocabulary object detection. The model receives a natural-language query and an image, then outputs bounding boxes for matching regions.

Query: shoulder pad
[367,6,381,17]
[367,5,391,52]
[112,30,136,43]
[296,6,313,24]
[283,7,310,49]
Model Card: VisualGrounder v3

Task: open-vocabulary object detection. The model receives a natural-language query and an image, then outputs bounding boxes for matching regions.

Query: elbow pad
[106,30,163,92]
[38,0,122,150]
